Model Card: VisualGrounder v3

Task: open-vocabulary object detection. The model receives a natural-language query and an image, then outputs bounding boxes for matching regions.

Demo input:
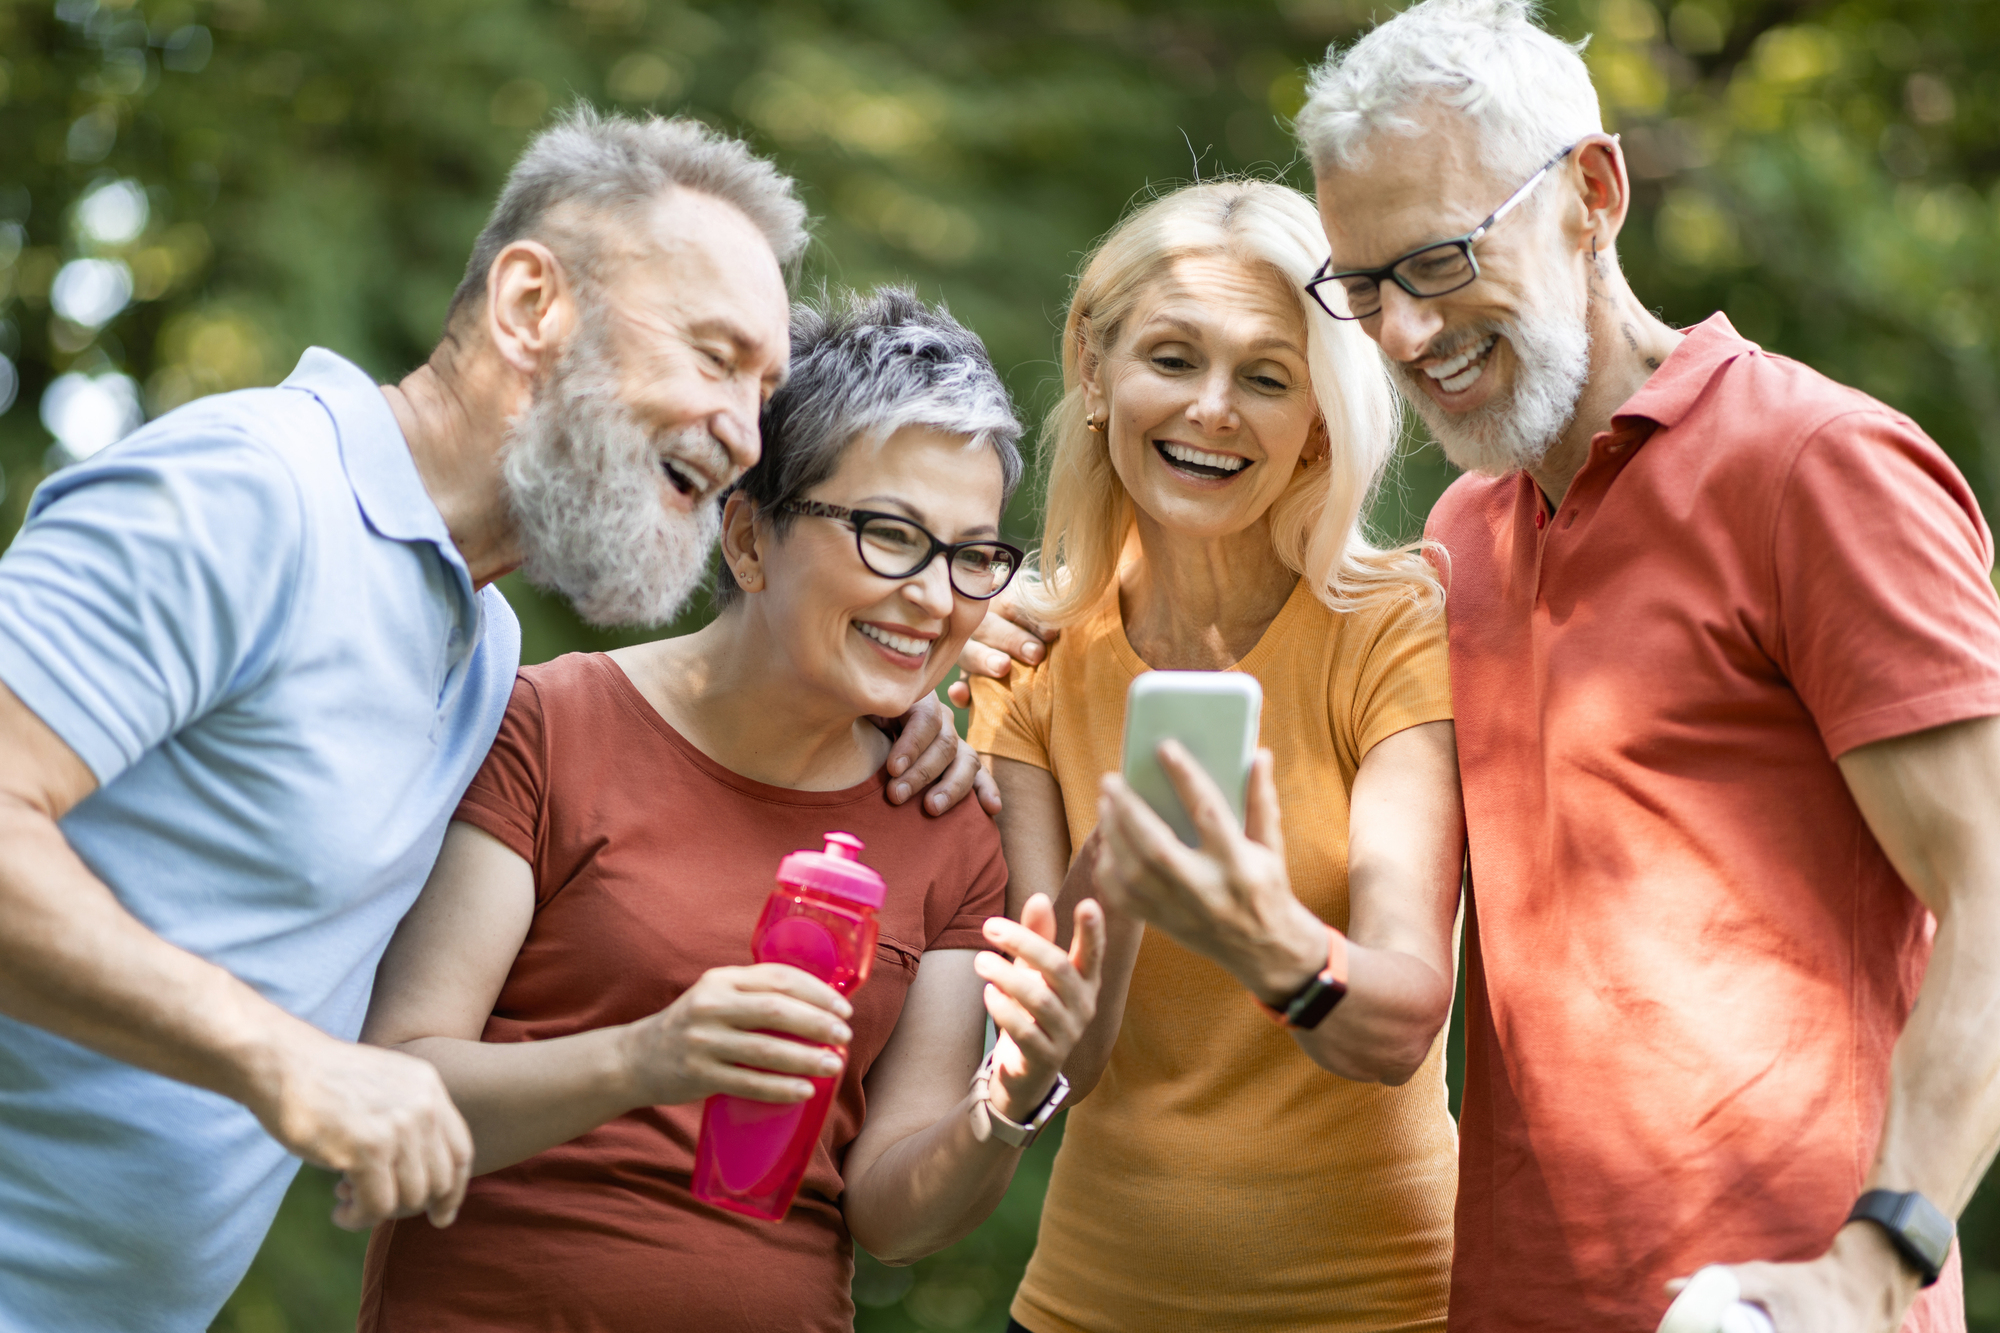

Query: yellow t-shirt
[969,577,1457,1333]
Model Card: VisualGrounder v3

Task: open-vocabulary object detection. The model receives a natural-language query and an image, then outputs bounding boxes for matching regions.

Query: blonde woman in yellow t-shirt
[952,180,1465,1333]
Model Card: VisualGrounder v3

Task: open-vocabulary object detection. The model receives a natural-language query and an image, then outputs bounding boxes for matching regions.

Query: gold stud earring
[1086,414,1107,434]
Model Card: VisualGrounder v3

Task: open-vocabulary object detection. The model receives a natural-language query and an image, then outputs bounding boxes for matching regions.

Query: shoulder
[1426,470,1517,547]
[1696,349,1922,474]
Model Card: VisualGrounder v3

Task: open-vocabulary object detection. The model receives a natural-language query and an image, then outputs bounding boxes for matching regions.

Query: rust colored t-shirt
[1431,314,2000,1333]
[358,652,1006,1333]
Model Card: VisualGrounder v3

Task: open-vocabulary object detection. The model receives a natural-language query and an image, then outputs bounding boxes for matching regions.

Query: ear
[486,240,575,378]
[718,491,765,594]
[1572,132,1631,260]
[1077,320,1110,424]
[1302,412,1331,465]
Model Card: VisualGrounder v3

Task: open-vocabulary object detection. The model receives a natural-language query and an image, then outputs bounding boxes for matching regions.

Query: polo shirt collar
[1612,311,1756,433]
[280,348,462,552]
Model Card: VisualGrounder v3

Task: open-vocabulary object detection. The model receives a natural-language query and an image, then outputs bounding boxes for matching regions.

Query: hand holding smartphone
[1119,672,1263,847]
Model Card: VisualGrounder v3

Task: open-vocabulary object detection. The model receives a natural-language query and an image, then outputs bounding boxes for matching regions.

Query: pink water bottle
[691,831,884,1221]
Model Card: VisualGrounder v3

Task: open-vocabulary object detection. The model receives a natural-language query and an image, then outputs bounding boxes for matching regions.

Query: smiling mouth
[659,458,706,498]
[854,621,933,663]
[1154,440,1250,480]
[1422,333,1500,396]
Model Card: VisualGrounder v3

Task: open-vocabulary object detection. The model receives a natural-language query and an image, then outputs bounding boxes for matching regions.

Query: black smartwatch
[1262,927,1349,1030]
[1848,1189,1954,1287]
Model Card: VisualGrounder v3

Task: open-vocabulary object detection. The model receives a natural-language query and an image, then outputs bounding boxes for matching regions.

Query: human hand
[1663,1224,1923,1333]
[975,893,1106,1125]
[875,692,1000,817]
[620,964,856,1109]
[947,588,1057,706]
[1094,744,1324,1005]
[255,1031,474,1232]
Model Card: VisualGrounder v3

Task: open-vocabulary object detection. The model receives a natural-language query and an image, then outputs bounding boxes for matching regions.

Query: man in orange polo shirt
[1291,1,2000,1331]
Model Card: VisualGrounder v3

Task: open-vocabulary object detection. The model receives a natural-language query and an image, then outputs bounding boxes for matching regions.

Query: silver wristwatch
[968,1047,1069,1149]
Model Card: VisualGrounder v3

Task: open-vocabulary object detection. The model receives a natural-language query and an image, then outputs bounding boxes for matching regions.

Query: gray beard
[501,315,726,628]
[1391,294,1592,479]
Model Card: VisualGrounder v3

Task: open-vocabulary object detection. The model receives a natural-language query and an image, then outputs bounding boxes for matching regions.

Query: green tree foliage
[2,0,1997,1329]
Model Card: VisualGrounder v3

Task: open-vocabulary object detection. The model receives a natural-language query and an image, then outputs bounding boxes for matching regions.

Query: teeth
[1160,441,1248,473]
[1424,334,1498,390]
[856,622,928,656]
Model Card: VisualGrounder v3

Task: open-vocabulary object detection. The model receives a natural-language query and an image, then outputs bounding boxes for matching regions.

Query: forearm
[0,800,315,1112]
[842,1097,1026,1265]
[1230,897,1453,1086]
[392,1028,638,1174]
[1868,899,2000,1212]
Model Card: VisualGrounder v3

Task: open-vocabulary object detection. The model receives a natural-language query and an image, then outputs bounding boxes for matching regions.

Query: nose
[901,556,956,619]
[1371,285,1446,365]
[1186,367,1240,436]
[709,388,765,480]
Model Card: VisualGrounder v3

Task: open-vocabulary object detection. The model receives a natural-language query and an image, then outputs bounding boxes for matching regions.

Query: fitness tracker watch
[968,1047,1069,1149]
[1848,1189,1954,1287]
[1261,925,1350,1030]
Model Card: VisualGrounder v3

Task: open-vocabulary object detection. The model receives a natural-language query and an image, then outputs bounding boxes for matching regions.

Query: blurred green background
[3,0,1998,1327]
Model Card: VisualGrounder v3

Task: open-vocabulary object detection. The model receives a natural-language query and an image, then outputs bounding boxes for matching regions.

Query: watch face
[1901,1193,1956,1269]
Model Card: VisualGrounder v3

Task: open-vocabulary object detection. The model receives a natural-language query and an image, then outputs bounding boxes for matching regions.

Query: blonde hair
[1021,178,1442,628]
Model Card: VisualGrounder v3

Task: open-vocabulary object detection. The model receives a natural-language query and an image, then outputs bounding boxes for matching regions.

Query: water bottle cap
[776,832,885,908]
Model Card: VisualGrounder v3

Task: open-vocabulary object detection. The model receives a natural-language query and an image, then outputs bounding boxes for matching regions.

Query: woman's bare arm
[1093,720,1465,1085]
[843,896,1103,1265]
[991,757,1140,1100]
[363,821,852,1174]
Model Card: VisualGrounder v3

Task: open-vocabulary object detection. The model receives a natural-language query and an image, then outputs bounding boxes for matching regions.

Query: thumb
[1021,892,1057,944]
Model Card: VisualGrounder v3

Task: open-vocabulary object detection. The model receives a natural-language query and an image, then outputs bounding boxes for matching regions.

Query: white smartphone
[1120,671,1264,847]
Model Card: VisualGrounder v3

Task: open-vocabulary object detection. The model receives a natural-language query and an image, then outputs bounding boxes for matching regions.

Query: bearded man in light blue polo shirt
[0,109,982,1331]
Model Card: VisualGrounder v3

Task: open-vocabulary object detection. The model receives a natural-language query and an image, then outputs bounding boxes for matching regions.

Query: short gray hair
[712,286,1023,609]
[1297,0,1601,183]
[447,104,809,327]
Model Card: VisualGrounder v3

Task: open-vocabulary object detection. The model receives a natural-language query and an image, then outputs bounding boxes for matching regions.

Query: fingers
[957,638,1018,681]
[973,765,1003,817]
[1069,899,1107,986]
[700,970,854,1047]
[426,1103,473,1228]
[882,693,946,790]
[333,1154,399,1232]
[1019,891,1057,943]
[1154,739,1242,850]
[731,963,854,1020]
[1245,749,1284,853]
[967,596,1049,672]
[947,677,972,708]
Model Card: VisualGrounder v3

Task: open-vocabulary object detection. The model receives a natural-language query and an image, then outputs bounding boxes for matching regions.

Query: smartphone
[1120,671,1263,847]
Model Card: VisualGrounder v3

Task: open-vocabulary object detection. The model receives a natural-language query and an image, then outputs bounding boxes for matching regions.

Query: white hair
[1297,0,1602,183]
[449,104,808,326]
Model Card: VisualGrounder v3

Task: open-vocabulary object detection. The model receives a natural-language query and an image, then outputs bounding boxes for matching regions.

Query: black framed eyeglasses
[779,499,1024,601]
[1305,141,1582,322]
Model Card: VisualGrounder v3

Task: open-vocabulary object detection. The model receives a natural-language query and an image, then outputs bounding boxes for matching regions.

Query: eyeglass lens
[1331,243,1475,320]
[856,515,1018,598]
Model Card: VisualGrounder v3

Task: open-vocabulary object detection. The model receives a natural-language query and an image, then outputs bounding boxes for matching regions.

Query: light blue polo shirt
[0,349,519,1330]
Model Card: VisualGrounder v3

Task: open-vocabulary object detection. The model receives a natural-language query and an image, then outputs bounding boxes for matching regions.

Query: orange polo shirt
[1431,314,1999,1333]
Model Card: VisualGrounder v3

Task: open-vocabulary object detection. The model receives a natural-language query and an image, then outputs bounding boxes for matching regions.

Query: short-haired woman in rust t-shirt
[355,288,1105,1333]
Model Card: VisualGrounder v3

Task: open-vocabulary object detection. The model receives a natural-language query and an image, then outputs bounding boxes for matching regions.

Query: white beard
[1391,290,1592,479]
[501,313,728,628]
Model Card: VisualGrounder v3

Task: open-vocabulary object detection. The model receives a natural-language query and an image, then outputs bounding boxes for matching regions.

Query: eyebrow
[1140,313,1304,359]
[852,494,999,539]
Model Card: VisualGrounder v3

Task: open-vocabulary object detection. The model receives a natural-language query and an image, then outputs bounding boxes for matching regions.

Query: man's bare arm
[0,678,472,1231]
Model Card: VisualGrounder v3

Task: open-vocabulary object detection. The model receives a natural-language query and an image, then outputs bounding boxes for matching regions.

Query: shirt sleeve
[967,662,1054,772]
[452,673,548,881]
[0,430,305,785]
[1345,595,1455,763]
[1771,408,2000,757]
[924,812,1009,953]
